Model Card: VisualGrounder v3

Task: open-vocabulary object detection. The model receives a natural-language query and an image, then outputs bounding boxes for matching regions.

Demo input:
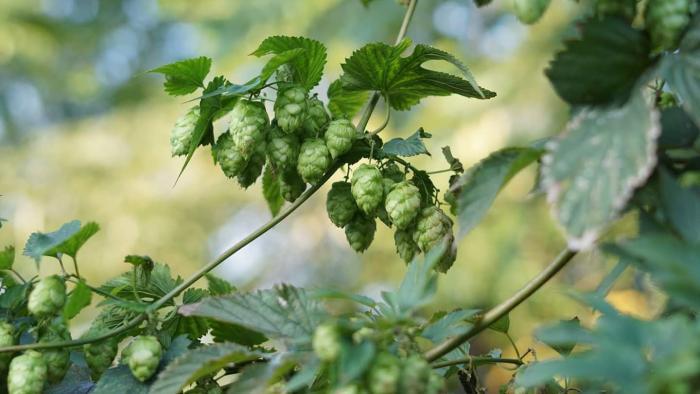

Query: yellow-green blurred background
[0,0,660,390]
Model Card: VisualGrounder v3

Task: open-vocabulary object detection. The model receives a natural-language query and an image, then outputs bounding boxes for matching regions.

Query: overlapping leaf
[45,221,100,259]
[327,79,368,119]
[150,56,212,96]
[252,36,327,90]
[23,220,81,263]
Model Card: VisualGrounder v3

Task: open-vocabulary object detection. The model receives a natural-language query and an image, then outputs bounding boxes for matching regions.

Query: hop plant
[326,181,359,228]
[512,0,551,24]
[435,234,457,273]
[39,320,71,384]
[297,138,332,184]
[237,141,267,188]
[267,125,300,171]
[384,181,421,229]
[170,106,199,157]
[394,228,419,263]
[212,132,247,179]
[594,0,637,21]
[123,335,162,382]
[0,321,14,372]
[27,275,66,318]
[279,170,307,202]
[645,0,691,52]
[412,206,452,253]
[7,350,47,394]
[229,99,269,159]
[303,96,330,138]
[399,356,431,394]
[344,215,376,252]
[324,118,357,159]
[312,323,342,361]
[382,163,405,196]
[274,85,308,133]
[83,328,119,381]
[351,164,384,215]
[368,353,401,394]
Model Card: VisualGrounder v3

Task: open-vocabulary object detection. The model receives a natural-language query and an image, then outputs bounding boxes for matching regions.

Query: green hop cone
[170,106,199,157]
[0,321,15,372]
[368,353,401,394]
[312,324,342,361]
[326,181,359,228]
[302,96,330,138]
[412,206,452,253]
[229,99,269,159]
[123,335,162,382]
[39,320,71,384]
[511,0,551,24]
[384,181,421,229]
[212,132,247,179]
[645,0,691,52]
[399,356,431,394]
[297,138,332,184]
[237,141,267,188]
[27,275,66,318]
[435,233,458,273]
[83,329,119,381]
[344,215,376,252]
[594,0,637,21]
[279,170,307,202]
[350,164,384,215]
[274,85,308,133]
[394,228,419,263]
[267,125,300,171]
[7,350,47,394]
[324,118,357,159]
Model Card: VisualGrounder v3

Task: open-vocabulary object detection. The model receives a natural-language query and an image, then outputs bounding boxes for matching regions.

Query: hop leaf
[251,36,327,90]
[594,0,637,21]
[212,132,247,179]
[344,214,376,252]
[170,106,200,157]
[351,164,384,215]
[279,170,307,202]
[123,335,162,382]
[645,0,692,52]
[229,99,269,159]
[324,118,357,159]
[394,228,419,263]
[28,275,66,318]
[274,85,308,133]
[303,96,330,138]
[7,350,47,394]
[385,181,421,229]
[150,56,212,96]
[326,181,359,228]
[297,138,332,184]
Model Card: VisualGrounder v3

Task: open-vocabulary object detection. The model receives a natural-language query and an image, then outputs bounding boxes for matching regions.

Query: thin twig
[431,356,524,369]
[9,269,27,284]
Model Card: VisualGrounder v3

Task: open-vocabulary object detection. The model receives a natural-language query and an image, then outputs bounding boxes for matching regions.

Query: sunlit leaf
[64,279,92,320]
[252,36,327,89]
[0,245,14,270]
[382,128,431,157]
[23,220,81,263]
[150,56,212,96]
[45,221,100,260]
[327,79,368,120]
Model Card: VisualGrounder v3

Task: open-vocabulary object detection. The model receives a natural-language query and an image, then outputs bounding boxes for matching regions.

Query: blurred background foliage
[0,0,661,390]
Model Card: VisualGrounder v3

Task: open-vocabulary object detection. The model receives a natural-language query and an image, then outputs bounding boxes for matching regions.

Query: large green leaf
[252,36,327,90]
[150,56,212,96]
[180,284,327,347]
[327,79,368,119]
[150,343,259,394]
[545,18,653,105]
[542,91,660,249]
[662,13,700,127]
[659,169,700,244]
[23,220,81,263]
[381,128,431,157]
[0,245,14,270]
[452,147,543,238]
[64,279,92,320]
[45,221,100,260]
[262,165,284,217]
[340,38,495,110]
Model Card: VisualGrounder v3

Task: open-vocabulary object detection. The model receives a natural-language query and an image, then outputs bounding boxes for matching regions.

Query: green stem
[66,276,125,303]
[424,248,577,362]
[9,269,27,284]
[0,0,419,354]
[72,256,81,279]
[431,356,524,369]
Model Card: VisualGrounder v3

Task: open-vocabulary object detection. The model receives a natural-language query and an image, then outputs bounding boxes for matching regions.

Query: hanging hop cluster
[644,0,692,52]
[7,350,47,394]
[27,275,66,318]
[83,325,119,381]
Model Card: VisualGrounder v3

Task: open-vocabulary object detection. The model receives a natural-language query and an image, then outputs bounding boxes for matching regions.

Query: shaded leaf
[45,222,100,259]
[99,263,182,305]
[421,309,480,343]
[327,79,368,119]
[382,128,431,157]
[150,56,212,96]
[537,318,581,356]
[46,364,94,394]
[206,273,236,296]
[339,341,375,384]
[23,220,81,263]
[252,36,327,89]
[92,365,148,394]
[308,288,377,308]
[662,13,700,127]
[659,107,700,149]
[0,245,14,270]
[64,279,92,320]
[659,168,700,244]
[489,314,510,334]
[262,165,284,217]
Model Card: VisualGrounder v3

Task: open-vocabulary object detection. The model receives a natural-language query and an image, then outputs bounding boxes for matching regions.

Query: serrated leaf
[150,56,212,96]
[542,91,660,250]
[421,309,480,343]
[545,18,653,105]
[659,169,700,244]
[0,245,14,270]
[662,13,700,127]
[411,169,437,206]
[45,221,99,260]
[23,220,81,263]
[180,284,327,347]
[206,273,236,296]
[150,343,259,394]
[64,279,92,320]
[327,79,369,119]
[382,128,431,157]
[252,36,327,90]
[209,320,267,347]
[46,364,94,394]
[259,48,306,86]
[226,357,297,394]
[92,365,149,394]
[99,263,182,305]
[171,288,210,341]
[453,147,543,239]
[262,165,284,217]
[340,38,495,111]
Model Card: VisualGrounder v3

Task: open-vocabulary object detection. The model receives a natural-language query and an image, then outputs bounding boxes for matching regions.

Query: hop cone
[39,320,71,384]
[385,181,421,229]
[324,118,356,159]
[279,170,307,202]
[326,181,358,228]
[276,64,294,83]
[267,125,300,171]
[351,164,384,215]
[435,233,457,273]
[28,275,66,318]
[344,215,376,252]
[412,206,452,253]
[645,0,691,52]
[399,356,431,394]
[83,328,119,381]
[274,85,308,133]
[512,0,551,24]
[0,321,14,372]
[229,99,269,159]
[170,106,199,157]
[297,138,332,184]
[394,228,419,263]
[595,0,636,21]
[7,350,47,394]
[123,335,162,382]
[212,132,247,179]
[237,141,267,188]
[302,96,330,138]
[368,353,401,394]
[312,324,341,361]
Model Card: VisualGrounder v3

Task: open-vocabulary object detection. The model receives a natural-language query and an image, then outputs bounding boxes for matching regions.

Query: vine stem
[0,0,419,354]
[424,248,577,362]
[431,356,524,369]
